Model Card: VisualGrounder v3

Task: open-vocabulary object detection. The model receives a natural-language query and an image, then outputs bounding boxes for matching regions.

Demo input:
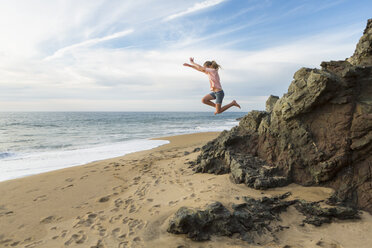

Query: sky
[0,0,371,112]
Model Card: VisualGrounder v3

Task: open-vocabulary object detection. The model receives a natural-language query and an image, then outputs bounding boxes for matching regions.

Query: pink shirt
[205,68,222,91]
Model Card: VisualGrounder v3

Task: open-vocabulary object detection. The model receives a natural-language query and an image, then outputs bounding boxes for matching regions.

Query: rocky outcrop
[167,193,297,243]
[194,19,372,213]
[167,193,360,243]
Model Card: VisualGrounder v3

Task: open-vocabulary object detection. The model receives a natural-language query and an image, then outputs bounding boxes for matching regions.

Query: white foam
[0,139,168,182]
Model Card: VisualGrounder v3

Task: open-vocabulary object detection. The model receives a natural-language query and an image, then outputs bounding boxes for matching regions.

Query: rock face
[195,19,372,213]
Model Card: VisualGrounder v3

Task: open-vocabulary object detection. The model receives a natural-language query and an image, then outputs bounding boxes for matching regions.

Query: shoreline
[0,131,224,183]
[1,131,371,248]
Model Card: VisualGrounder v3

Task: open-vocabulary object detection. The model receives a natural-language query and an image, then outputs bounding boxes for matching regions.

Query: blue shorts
[209,90,224,104]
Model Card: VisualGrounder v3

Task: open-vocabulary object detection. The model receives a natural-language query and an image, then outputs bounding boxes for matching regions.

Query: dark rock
[167,193,297,243]
[192,147,200,152]
[295,201,360,226]
[194,19,372,213]
[168,193,360,243]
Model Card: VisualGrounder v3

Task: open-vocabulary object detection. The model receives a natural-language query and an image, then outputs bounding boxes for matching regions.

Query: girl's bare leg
[202,94,216,108]
[215,100,240,115]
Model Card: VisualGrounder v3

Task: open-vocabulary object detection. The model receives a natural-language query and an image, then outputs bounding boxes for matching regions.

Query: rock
[168,194,360,243]
[348,19,372,66]
[167,193,297,243]
[266,95,279,113]
[194,19,372,213]
[295,201,360,226]
[192,147,201,152]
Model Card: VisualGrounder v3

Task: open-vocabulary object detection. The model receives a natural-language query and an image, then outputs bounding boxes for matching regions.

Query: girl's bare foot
[233,100,241,108]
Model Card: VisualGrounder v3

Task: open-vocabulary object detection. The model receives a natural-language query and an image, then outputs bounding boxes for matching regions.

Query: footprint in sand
[128,204,138,213]
[24,240,43,248]
[91,223,107,237]
[74,202,89,209]
[119,241,129,248]
[122,198,134,211]
[148,204,161,215]
[80,175,88,180]
[9,241,20,246]
[61,184,74,190]
[122,217,133,224]
[1,210,14,217]
[60,230,68,238]
[73,212,97,228]
[114,198,123,207]
[153,178,160,185]
[110,207,120,213]
[40,215,57,224]
[98,195,110,203]
[316,239,342,248]
[90,239,106,248]
[133,176,141,185]
[33,195,47,202]
[128,219,145,232]
[134,183,149,196]
[168,200,179,206]
[111,227,121,236]
[109,214,123,224]
[133,236,141,242]
[109,162,121,167]
[65,177,74,182]
[64,231,87,246]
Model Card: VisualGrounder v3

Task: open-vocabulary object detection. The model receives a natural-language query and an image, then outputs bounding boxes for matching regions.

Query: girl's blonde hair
[203,60,221,70]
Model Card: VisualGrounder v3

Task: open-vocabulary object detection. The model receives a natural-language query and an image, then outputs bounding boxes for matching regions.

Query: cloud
[0,23,360,111]
[164,0,227,21]
[0,0,367,112]
[44,29,134,60]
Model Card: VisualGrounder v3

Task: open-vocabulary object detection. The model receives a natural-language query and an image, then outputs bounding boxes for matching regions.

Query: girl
[183,57,240,115]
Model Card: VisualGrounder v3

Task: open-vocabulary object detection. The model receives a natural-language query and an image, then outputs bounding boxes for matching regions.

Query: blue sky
[0,0,371,111]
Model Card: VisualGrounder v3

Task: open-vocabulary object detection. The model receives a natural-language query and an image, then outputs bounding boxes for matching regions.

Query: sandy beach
[1,132,371,248]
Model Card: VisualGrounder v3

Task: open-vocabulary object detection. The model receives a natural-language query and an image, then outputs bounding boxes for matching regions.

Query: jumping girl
[183,57,240,115]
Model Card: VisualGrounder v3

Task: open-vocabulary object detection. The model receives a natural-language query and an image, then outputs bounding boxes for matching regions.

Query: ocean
[0,112,245,182]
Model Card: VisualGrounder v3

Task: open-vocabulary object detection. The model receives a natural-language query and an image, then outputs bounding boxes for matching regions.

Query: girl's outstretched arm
[183,57,206,73]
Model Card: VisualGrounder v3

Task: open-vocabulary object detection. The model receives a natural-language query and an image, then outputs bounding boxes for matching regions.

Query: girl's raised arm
[183,57,206,73]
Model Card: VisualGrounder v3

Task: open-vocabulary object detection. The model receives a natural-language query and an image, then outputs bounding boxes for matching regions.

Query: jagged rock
[167,193,360,243]
[266,95,279,113]
[194,19,372,213]
[295,201,360,226]
[167,193,297,243]
[348,19,372,66]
